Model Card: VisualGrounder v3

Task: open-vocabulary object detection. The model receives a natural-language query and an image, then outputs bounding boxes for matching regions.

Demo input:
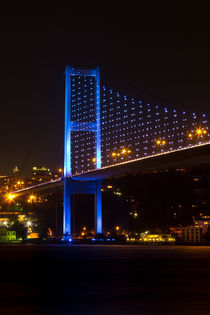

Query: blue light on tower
[63,66,102,238]
[96,66,101,169]
[64,66,71,177]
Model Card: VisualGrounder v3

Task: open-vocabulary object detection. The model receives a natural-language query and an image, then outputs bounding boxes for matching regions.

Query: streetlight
[115,226,120,235]
[5,193,16,202]
[156,140,166,146]
[188,128,208,139]
[196,128,202,136]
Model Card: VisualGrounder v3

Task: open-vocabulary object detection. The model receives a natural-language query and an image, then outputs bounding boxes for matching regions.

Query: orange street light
[6,193,16,202]
[196,128,202,136]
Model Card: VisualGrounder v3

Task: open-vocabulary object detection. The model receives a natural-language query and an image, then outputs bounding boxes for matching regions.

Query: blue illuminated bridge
[14,66,210,239]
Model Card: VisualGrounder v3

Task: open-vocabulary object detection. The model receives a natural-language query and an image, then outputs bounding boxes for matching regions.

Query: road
[0,244,210,314]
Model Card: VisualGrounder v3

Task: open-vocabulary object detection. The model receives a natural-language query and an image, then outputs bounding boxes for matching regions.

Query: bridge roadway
[13,141,210,196]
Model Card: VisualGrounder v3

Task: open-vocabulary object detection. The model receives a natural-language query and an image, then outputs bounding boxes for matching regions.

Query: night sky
[0,9,209,176]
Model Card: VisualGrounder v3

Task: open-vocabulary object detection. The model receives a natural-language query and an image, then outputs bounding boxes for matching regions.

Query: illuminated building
[169,226,201,243]
[31,166,57,183]
[0,230,16,242]
[0,176,10,193]
[126,232,175,243]
[194,218,210,233]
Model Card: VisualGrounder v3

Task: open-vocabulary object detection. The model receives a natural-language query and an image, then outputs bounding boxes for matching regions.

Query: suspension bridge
[13,66,210,239]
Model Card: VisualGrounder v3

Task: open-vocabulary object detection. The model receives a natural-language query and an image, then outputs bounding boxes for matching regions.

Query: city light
[5,193,16,202]
[115,226,120,231]
[188,128,208,139]
[58,168,63,173]
[92,158,96,163]
[114,191,122,196]
[156,140,166,146]
[27,194,36,203]
[196,128,202,135]
[111,148,132,158]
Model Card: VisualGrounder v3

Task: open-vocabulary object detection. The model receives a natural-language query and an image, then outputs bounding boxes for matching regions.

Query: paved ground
[0,244,210,314]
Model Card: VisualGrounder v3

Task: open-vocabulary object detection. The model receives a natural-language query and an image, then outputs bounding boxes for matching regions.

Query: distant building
[194,217,210,233]
[139,233,175,243]
[31,166,60,184]
[170,226,201,243]
[0,229,16,242]
[12,166,19,174]
[0,175,10,193]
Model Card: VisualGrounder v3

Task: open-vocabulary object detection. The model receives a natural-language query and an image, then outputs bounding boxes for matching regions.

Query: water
[0,244,210,314]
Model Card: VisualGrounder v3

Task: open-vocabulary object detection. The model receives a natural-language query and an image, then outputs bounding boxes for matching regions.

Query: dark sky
[0,8,210,176]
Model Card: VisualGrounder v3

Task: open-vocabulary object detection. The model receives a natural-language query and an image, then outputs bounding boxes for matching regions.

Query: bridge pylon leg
[63,178,71,240]
[63,179,102,239]
[95,180,102,234]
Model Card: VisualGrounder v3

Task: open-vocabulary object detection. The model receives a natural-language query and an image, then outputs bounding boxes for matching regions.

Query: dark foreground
[1,245,210,315]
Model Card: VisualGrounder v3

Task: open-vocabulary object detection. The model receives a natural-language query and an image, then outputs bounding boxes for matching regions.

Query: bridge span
[13,141,210,196]
[10,66,210,239]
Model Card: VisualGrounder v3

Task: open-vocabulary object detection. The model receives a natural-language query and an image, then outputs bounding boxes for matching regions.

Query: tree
[10,221,28,240]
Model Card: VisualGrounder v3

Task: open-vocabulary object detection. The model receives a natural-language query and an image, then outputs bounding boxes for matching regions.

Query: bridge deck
[72,142,210,180]
[13,142,210,196]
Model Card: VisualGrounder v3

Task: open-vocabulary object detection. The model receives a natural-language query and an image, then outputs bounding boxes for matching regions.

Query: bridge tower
[63,66,102,239]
